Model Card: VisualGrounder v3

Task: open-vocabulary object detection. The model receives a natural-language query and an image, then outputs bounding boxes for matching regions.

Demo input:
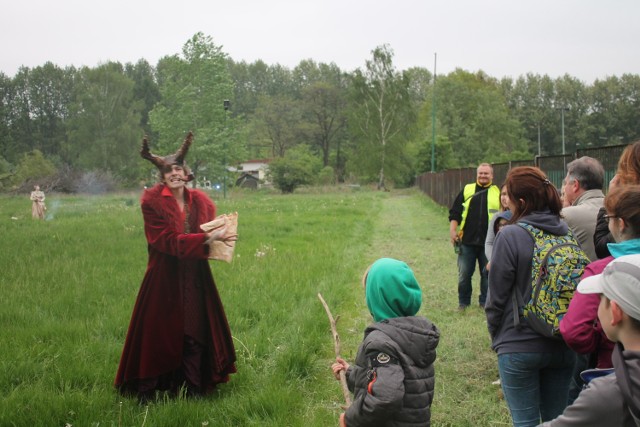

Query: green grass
[0,187,511,426]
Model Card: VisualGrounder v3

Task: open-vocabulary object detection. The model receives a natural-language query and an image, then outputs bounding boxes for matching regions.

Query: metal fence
[416,144,628,208]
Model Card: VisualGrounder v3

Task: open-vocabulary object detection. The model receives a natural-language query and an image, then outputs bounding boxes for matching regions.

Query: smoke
[45,199,61,221]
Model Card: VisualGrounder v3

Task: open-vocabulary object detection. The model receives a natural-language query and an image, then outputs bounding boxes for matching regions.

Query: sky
[3,0,639,83]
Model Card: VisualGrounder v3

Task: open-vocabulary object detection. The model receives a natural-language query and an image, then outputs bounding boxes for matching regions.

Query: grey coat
[344,316,440,427]
[540,344,640,426]
[561,189,605,262]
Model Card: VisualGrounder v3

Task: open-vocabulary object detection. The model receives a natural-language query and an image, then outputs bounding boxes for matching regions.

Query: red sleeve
[142,201,209,260]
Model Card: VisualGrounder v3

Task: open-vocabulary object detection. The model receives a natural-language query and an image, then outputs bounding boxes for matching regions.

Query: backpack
[511,222,590,340]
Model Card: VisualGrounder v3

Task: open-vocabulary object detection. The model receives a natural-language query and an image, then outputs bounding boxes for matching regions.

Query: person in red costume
[115,132,237,403]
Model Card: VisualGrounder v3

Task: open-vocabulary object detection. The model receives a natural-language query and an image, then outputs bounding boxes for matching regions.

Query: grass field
[0,187,511,426]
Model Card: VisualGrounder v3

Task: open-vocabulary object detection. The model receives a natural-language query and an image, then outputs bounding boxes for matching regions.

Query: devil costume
[115,133,236,399]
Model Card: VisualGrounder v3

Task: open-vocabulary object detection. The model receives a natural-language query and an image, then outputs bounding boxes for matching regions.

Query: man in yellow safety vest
[449,163,501,310]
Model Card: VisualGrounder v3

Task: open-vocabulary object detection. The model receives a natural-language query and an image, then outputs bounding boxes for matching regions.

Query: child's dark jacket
[345,316,440,427]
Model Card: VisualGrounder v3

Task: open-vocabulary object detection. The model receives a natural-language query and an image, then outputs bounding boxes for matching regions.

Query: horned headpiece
[140,131,194,182]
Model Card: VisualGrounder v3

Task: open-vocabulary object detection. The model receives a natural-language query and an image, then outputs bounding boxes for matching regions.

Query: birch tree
[350,45,412,189]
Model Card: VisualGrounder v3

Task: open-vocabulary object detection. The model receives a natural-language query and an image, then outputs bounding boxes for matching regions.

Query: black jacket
[594,207,613,259]
[345,316,440,427]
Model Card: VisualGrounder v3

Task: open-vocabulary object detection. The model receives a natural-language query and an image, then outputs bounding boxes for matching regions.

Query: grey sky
[3,0,639,83]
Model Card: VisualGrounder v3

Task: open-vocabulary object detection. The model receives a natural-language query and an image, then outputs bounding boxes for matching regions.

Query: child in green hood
[332,258,440,427]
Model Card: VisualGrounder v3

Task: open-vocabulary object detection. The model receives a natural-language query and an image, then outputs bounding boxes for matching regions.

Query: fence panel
[416,145,626,208]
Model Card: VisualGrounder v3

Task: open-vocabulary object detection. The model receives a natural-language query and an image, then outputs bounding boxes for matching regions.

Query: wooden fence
[416,144,628,208]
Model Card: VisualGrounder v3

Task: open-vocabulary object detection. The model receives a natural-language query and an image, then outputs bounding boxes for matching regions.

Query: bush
[317,166,336,185]
[11,150,57,187]
[268,146,322,193]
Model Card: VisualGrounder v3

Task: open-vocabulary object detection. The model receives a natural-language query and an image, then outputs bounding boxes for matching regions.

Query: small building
[230,159,272,189]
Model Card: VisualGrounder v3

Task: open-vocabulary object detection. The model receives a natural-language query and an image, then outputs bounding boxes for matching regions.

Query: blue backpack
[512,223,590,339]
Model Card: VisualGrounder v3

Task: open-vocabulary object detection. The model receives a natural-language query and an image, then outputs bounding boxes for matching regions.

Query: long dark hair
[506,166,562,222]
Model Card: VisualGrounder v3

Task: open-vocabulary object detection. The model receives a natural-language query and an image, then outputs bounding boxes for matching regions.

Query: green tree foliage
[1,33,640,192]
[11,149,56,185]
[65,62,142,184]
[300,81,346,169]
[424,69,529,168]
[124,59,161,137]
[268,145,321,193]
[500,73,556,156]
[0,72,13,162]
[150,32,240,184]
[254,94,304,158]
[349,45,415,189]
[587,74,640,146]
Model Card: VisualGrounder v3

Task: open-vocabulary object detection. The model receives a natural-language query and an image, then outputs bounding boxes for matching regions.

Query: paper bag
[200,212,238,262]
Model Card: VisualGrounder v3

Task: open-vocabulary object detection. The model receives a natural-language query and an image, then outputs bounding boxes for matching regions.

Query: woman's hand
[205,225,237,245]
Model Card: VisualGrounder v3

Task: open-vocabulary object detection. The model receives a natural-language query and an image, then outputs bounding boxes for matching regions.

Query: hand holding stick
[318,293,352,407]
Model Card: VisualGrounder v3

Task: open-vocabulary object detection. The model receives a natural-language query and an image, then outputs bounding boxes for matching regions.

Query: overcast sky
[3,0,639,83]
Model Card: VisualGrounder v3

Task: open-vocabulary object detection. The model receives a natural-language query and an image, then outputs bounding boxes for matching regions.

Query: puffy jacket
[344,316,440,427]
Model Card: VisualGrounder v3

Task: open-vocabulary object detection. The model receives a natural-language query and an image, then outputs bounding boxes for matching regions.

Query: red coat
[115,184,236,393]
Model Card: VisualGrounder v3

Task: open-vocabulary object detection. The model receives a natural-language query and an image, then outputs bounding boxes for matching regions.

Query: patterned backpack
[512,222,590,340]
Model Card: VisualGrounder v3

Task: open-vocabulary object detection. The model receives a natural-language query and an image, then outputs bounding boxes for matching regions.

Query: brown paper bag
[200,212,238,262]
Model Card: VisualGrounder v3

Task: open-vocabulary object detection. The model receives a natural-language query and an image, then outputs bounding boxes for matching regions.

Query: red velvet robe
[115,184,236,394]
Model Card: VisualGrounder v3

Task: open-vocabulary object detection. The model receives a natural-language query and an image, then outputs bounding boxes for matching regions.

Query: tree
[423,69,529,168]
[150,33,240,184]
[500,73,556,156]
[254,94,303,158]
[349,45,414,189]
[65,62,143,183]
[301,81,346,168]
[124,59,161,137]
[587,74,640,146]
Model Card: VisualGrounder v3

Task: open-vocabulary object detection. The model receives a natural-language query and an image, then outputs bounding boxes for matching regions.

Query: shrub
[317,166,336,185]
[268,146,322,193]
[11,150,57,187]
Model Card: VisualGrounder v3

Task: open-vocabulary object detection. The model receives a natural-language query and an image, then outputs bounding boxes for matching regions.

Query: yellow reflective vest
[458,183,501,233]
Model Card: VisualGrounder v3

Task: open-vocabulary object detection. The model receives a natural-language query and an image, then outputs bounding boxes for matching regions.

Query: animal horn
[140,135,164,168]
[174,131,193,164]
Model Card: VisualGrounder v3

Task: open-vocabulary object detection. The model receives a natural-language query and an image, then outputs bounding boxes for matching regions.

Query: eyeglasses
[603,214,618,222]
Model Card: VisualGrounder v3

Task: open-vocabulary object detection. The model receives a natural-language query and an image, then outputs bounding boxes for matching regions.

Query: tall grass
[0,188,511,426]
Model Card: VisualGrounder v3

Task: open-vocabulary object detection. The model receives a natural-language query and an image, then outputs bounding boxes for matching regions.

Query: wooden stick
[318,292,352,407]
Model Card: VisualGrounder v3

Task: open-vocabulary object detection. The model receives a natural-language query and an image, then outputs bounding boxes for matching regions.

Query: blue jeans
[457,244,488,306]
[498,350,576,427]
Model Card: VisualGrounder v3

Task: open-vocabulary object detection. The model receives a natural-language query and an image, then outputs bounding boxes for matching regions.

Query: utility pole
[223,99,230,199]
[431,53,437,173]
[556,106,569,155]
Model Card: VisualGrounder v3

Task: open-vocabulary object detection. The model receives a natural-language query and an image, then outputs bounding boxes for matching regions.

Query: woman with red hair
[486,166,577,426]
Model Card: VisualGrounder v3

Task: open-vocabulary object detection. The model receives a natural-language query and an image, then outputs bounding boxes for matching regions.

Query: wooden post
[318,293,352,407]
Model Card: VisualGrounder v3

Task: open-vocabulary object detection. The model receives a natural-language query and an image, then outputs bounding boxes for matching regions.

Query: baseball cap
[578,254,640,320]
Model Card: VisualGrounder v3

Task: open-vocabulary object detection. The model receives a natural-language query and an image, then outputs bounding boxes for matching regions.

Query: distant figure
[30,185,46,219]
[449,163,501,309]
[331,258,440,427]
